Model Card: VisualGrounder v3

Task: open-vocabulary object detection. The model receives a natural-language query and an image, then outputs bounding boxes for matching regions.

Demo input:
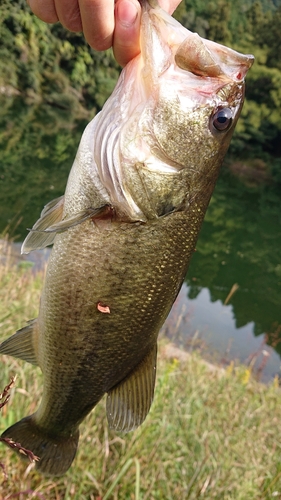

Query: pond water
[1,97,281,381]
[173,177,281,381]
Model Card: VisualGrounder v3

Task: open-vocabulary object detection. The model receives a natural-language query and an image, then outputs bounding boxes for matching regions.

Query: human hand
[113,0,181,66]
[27,0,181,67]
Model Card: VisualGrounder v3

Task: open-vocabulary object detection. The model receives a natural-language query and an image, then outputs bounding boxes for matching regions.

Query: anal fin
[106,344,157,432]
[0,319,39,366]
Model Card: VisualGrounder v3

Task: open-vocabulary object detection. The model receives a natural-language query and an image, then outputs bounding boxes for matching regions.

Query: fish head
[92,1,254,221]
[137,1,254,180]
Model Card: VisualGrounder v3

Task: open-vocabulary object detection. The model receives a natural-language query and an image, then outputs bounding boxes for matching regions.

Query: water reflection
[163,284,281,382]
[184,177,281,365]
[166,176,281,380]
[1,97,280,380]
[0,95,90,239]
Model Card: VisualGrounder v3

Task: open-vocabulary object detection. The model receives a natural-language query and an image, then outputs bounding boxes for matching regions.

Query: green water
[0,96,90,238]
[182,179,281,380]
[1,97,280,380]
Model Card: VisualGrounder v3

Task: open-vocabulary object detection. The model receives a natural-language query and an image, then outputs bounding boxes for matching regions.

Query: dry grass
[0,241,281,499]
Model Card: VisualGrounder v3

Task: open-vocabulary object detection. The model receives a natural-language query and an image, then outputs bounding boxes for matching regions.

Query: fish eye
[211,107,233,132]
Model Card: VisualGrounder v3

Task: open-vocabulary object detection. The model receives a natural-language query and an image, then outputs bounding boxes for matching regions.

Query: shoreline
[1,237,279,385]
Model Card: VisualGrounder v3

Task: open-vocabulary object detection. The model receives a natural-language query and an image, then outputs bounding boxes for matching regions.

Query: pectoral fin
[22,196,111,254]
[21,195,65,254]
[106,344,157,432]
[40,195,65,218]
[40,206,108,233]
[0,319,39,366]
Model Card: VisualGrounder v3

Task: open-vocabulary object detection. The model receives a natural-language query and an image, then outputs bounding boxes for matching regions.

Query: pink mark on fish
[97,302,111,314]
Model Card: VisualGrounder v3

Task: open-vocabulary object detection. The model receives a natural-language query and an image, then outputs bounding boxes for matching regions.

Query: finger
[27,0,59,23]
[79,0,115,51]
[113,0,141,67]
[54,0,82,32]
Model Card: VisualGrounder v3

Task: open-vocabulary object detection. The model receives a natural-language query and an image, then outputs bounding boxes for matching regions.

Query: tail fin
[1,415,79,476]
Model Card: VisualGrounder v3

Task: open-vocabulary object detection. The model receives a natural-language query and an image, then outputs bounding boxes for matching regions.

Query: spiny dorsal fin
[106,344,157,432]
[0,319,39,366]
[21,195,65,254]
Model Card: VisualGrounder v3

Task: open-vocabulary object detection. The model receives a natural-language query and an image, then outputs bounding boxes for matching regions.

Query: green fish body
[0,0,253,476]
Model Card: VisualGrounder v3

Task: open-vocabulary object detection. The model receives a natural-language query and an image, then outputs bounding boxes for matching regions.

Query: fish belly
[35,206,203,433]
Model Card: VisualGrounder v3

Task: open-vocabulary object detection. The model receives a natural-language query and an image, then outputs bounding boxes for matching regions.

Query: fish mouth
[175,33,254,82]
[141,1,254,85]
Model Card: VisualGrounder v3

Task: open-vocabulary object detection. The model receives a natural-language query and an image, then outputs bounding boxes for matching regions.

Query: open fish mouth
[141,0,254,81]
[175,32,254,80]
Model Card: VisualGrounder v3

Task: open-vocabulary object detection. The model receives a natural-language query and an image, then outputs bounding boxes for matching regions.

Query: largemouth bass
[0,0,253,476]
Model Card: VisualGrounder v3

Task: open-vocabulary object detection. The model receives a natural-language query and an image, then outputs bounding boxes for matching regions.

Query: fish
[0,0,254,476]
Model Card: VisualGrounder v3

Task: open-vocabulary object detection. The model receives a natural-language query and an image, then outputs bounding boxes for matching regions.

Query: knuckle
[60,11,82,32]
[28,0,58,23]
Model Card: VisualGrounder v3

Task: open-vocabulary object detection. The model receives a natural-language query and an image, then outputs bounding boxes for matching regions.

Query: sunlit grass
[0,241,281,499]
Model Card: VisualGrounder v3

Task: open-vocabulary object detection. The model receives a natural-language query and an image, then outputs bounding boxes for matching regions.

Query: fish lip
[142,0,254,83]
[175,36,254,82]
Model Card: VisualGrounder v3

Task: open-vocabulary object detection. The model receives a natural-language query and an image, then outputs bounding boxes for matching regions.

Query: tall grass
[0,241,281,499]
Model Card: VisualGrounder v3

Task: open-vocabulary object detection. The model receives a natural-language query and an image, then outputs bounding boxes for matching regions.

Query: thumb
[113,0,141,67]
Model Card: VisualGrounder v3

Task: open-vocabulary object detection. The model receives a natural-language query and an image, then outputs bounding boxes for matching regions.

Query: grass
[1,240,281,499]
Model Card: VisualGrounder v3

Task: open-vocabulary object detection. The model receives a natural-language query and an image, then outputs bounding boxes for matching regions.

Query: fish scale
[36,211,199,426]
[0,0,253,476]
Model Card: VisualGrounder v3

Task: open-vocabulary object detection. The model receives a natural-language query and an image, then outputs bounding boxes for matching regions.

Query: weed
[0,248,281,499]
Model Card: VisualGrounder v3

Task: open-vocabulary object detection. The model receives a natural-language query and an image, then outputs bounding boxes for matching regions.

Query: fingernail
[116,0,138,28]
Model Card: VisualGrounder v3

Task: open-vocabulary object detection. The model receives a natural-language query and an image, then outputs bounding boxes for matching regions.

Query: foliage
[0,254,281,498]
[0,0,281,184]
[0,0,120,111]
[0,377,40,473]
[0,95,91,239]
